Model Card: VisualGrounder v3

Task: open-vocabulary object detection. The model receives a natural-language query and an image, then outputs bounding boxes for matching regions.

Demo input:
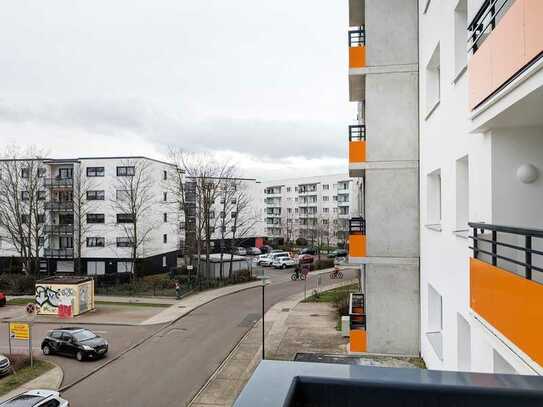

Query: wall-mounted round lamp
[516,164,538,184]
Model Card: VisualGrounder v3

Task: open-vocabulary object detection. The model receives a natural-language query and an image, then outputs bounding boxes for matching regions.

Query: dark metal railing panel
[467,0,512,54]
[348,28,365,47]
[43,177,74,188]
[44,201,74,211]
[44,248,74,258]
[349,125,366,142]
[349,217,366,234]
[43,224,74,234]
[468,222,543,281]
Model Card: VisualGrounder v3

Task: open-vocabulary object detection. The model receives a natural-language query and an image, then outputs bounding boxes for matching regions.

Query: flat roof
[36,276,93,284]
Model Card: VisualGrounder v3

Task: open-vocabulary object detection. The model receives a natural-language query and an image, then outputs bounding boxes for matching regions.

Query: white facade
[0,156,180,275]
[420,0,543,375]
[261,174,363,246]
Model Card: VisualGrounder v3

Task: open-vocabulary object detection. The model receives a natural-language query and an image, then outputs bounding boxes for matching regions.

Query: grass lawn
[95,301,171,308]
[0,360,54,397]
[6,298,33,306]
[303,283,359,303]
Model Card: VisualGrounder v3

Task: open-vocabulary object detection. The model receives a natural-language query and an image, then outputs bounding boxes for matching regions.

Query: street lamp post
[257,275,270,360]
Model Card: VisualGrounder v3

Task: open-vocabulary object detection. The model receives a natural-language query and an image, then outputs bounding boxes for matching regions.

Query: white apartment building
[0,156,180,276]
[261,174,363,246]
[420,0,543,376]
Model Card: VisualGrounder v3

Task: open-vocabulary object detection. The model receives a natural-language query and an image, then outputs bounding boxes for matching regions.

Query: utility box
[341,316,350,337]
[35,276,95,317]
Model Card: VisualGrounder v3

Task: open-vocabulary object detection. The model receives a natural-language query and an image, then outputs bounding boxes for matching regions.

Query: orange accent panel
[349,46,366,69]
[350,329,367,352]
[524,0,543,62]
[468,0,543,109]
[349,234,366,258]
[349,141,366,163]
[470,258,543,366]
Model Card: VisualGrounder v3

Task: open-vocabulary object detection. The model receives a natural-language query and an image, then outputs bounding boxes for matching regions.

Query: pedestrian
[175,281,181,300]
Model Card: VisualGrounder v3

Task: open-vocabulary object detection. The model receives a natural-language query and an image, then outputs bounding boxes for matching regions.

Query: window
[116,166,135,176]
[295,197,298,203]
[323,196,329,201]
[323,208,329,213]
[427,169,442,227]
[163,192,167,202]
[59,213,73,225]
[116,189,130,201]
[118,261,134,273]
[87,213,105,224]
[87,190,105,201]
[294,187,298,192]
[454,0,468,79]
[59,168,73,179]
[427,284,443,360]
[209,211,215,219]
[457,313,471,371]
[37,167,46,177]
[21,191,29,201]
[425,43,441,115]
[323,184,329,190]
[37,214,45,224]
[163,170,167,180]
[322,219,328,225]
[38,190,46,200]
[220,211,225,218]
[295,208,298,213]
[333,195,337,201]
[86,167,105,177]
[116,237,132,247]
[162,256,167,267]
[87,261,105,275]
[163,234,167,243]
[21,168,29,178]
[287,208,292,214]
[455,156,469,232]
[87,237,105,247]
[287,187,291,192]
[60,236,73,249]
[116,213,134,223]
[163,213,168,222]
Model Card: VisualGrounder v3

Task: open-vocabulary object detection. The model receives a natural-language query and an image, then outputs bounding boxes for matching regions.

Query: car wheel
[42,345,51,355]
[76,351,84,362]
[281,264,286,269]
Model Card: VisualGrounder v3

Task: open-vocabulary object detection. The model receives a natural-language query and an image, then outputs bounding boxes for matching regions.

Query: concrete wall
[366,0,419,67]
[366,72,419,162]
[365,168,419,257]
[366,262,420,355]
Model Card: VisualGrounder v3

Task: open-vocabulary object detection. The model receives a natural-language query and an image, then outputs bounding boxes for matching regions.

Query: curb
[0,361,64,402]
[58,282,262,392]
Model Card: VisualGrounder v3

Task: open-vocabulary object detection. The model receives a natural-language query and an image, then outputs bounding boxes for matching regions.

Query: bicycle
[291,270,307,281]
[329,267,343,279]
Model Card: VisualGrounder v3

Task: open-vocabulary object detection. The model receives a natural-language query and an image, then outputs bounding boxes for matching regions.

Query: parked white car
[0,390,69,406]
[261,252,290,267]
[254,254,271,266]
[272,256,297,269]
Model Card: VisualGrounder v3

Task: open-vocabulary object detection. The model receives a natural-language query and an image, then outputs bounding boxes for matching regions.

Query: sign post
[9,322,32,368]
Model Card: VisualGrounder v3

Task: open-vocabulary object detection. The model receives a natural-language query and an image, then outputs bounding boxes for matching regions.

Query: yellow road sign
[9,322,30,340]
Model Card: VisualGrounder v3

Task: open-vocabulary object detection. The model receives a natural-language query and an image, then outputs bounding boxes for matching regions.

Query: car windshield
[72,330,97,342]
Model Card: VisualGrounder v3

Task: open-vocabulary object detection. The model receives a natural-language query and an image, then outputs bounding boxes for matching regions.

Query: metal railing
[349,124,366,141]
[43,224,74,234]
[44,248,74,258]
[349,28,365,47]
[43,177,73,188]
[467,0,512,55]
[44,201,74,211]
[349,217,366,234]
[468,222,543,281]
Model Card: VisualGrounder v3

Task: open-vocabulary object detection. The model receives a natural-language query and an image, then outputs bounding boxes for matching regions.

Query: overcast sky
[0,0,352,180]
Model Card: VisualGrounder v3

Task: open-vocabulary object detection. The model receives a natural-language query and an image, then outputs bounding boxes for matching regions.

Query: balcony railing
[44,248,74,258]
[44,201,74,211]
[349,125,366,164]
[43,224,74,234]
[43,177,73,188]
[468,0,512,55]
[349,217,366,234]
[468,222,543,367]
[348,217,366,259]
[348,28,365,47]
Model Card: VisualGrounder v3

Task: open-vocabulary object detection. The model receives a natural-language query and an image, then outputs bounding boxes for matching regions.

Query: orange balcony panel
[468,0,543,110]
[349,140,366,163]
[350,329,367,352]
[349,46,366,69]
[349,234,366,258]
[470,258,543,366]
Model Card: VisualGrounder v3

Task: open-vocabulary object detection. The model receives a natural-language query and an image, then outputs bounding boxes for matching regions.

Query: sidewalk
[189,278,356,407]
[0,364,63,402]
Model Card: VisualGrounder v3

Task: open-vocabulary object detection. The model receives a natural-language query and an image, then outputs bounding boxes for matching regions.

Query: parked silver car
[0,354,10,376]
[0,390,69,406]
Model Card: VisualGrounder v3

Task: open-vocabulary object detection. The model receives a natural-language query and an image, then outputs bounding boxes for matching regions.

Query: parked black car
[300,247,318,255]
[327,249,348,258]
[41,327,108,361]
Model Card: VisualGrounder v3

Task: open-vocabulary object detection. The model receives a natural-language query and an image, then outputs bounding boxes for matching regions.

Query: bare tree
[0,145,46,275]
[72,165,96,274]
[110,159,156,280]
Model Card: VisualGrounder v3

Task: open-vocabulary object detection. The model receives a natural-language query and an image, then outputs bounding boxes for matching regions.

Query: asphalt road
[63,268,358,406]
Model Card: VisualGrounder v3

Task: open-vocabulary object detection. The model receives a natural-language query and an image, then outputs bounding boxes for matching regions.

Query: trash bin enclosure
[35,276,95,317]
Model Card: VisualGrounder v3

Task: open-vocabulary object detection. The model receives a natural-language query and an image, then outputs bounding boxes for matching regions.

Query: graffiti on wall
[35,285,75,316]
